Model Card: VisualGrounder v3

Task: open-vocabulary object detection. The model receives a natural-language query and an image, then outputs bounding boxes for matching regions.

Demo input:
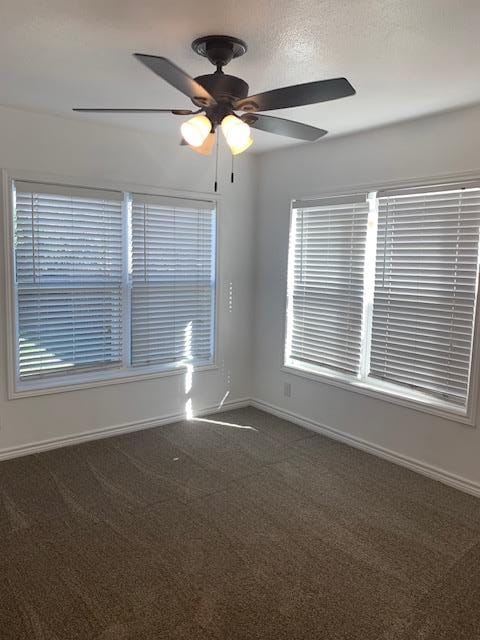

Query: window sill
[9,362,218,399]
[282,360,475,427]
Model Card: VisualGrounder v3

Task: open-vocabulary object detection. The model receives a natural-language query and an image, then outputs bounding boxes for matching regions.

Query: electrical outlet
[283,382,291,398]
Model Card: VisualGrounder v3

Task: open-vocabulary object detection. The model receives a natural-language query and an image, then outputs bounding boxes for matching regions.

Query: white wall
[4,100,480,495]
[0,106,256,454]
[253,103,480,490]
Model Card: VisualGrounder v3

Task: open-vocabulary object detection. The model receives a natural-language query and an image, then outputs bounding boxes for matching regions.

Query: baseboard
[0,397,250,461]
[3,394,480,500]
[250,398,480,499]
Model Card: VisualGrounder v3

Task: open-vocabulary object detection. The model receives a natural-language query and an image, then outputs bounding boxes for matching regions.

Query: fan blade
[234,78,355,112]
[73,108,195,114]
[134,54,217,108]
[242,113,326,141]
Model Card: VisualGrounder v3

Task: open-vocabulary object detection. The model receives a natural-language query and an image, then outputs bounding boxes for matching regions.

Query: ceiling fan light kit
[73,34,356,188]
[189,132,216,156]
[180,114,211,147]
[220,114,253,154]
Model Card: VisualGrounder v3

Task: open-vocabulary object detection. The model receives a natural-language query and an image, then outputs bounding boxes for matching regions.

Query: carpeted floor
[1,407,480,639]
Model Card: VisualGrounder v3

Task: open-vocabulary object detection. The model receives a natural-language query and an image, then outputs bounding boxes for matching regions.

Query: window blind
[14,181,123,380]
[130,194,215,368]
[286,196,369,374]
[370,187,480,405]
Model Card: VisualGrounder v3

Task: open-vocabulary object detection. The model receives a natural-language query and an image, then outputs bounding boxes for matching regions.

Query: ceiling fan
[73,35,356,157]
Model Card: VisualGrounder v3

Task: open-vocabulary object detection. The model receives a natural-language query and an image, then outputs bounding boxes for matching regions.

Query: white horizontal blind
[14,181,123,380]
[130,194,215,368]
[370,187,480,405]
[286,197,369,374]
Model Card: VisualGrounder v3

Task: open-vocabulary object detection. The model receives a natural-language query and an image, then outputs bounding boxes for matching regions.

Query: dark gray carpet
[1,407,480,639]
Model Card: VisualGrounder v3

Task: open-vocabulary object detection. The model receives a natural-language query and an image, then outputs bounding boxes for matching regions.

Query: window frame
[2,169,220,399]
[283,173,480,426]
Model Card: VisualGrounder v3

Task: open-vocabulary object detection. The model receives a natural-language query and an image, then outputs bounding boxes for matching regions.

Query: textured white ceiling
[1,0,479,152]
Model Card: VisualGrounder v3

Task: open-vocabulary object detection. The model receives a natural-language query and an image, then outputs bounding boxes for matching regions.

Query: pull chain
[231,153,234,184]
[214,133,219,193]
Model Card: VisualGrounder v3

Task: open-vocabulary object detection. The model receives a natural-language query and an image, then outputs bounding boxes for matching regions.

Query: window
[285,182,480,417]
[286,195,370,375]
[10,179,216,394]
[14,183,124,380]
[130,194,215,368]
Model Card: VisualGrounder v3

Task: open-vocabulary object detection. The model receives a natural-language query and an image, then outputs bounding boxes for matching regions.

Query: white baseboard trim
[3,394,480,500]
[250,398,480,499]
[0,397,250,462]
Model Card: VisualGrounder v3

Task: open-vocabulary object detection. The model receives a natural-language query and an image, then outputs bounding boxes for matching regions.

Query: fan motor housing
[193,73,249,105]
